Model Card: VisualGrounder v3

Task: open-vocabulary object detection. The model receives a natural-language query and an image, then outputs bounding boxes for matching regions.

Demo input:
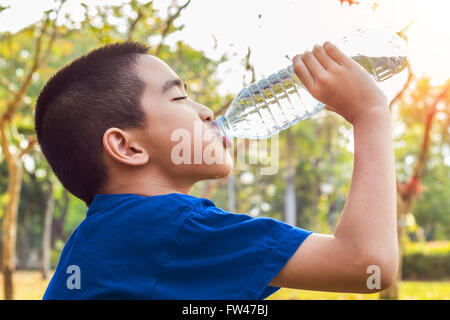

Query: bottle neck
[213,115,232,138]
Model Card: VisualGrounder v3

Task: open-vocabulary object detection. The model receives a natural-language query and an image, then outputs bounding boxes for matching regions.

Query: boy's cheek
[151,115,233,170]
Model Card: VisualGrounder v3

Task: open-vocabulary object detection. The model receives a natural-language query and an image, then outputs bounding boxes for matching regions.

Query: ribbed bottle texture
[213,28,408,139]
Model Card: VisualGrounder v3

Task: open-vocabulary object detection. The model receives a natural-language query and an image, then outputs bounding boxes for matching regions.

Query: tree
[0,2,66,299]
[0,0,199,299]
[284,129,297,226]
[41,177,54,279]
[1,0,244,299]
[380,79,450,299]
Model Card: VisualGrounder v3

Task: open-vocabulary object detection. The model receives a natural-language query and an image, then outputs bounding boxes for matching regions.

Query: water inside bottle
[215,55,407,139]
[220,69,320,139]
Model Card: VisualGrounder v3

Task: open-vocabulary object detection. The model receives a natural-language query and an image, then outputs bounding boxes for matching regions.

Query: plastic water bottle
[212,27,408,139]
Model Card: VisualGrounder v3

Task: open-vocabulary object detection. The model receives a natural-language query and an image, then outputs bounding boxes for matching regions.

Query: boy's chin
[198,162,234,180]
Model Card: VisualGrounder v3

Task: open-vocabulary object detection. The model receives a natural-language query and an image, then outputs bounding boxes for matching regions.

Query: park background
[0,0,449,300]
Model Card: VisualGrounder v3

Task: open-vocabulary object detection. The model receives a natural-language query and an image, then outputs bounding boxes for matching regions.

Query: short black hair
[35,41,150,206]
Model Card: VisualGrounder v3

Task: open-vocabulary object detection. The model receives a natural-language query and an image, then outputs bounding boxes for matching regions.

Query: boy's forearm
[268,106,398,292]
[334,107,398,261]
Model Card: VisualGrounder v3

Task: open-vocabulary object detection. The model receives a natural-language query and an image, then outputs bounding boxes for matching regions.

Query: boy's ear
[102,127,149,166]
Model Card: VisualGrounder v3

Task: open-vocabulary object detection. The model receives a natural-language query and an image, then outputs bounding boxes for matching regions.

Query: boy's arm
[269,43,398,293]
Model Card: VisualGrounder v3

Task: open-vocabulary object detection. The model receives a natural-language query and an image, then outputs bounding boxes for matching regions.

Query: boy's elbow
[378,254,399,291]
[358,249,399,292]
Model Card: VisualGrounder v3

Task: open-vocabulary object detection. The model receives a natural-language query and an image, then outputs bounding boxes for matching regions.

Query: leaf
[339,0,359,6]
[0,5,10,15]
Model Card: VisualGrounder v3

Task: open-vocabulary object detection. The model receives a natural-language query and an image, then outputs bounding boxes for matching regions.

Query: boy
[35,41,398,299]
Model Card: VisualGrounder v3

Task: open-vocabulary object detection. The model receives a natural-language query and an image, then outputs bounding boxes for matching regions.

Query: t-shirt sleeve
[164,206,313,300]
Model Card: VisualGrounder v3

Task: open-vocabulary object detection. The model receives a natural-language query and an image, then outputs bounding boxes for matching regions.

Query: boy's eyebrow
[161,78,187,93]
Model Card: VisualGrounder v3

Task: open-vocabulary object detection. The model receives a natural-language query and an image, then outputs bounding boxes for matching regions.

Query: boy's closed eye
[172,83,189,102]
[172,96,188,101]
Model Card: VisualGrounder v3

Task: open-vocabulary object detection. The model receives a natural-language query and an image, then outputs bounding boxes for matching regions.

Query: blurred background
[0,0,448,300]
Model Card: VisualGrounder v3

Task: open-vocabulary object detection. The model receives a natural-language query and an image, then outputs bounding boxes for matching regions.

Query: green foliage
[403,241,450,280]
[0,5,9,14]
[0,0,229,268]
[51,239,65,269]
[393,79,450,240]
[413,157,450,240]
[0,0,449,278]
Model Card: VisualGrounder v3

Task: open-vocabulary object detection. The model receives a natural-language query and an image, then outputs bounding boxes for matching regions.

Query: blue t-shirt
[43,193,313,300]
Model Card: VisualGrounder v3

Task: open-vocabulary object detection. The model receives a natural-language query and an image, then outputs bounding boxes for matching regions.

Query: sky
[0,0,449,95]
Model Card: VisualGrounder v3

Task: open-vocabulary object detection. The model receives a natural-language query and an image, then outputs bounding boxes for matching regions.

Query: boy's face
[132,54,233,182]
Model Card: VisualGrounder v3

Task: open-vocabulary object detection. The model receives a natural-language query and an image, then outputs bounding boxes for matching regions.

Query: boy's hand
[292,42,388,125]
[271,43,398,293]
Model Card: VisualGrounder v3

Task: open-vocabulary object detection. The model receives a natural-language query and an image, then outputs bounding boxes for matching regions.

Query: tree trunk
[325,118,336,231]
[51,188,70,249]
[284,130,296,226]
[227,172,236,212]
[284,169,296,226]
[1,155,23,300]
[18,206,30,270]
[0,6,63,299]
[311,159,322,229]
[379,83,449,299]
[328,200,337,231]
[379,189,412,299]
[199,179,222,200]
[42,182,55,279]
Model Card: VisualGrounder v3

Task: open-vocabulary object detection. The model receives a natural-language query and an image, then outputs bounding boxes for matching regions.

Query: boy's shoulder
[86,192,214,218]
[45,192,313,299]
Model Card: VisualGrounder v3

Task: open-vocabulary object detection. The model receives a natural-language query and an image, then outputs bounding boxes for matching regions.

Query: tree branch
[0,75,18,96]
[39,23,59,67]
[19,134,37,157]
[410,82,450,180]
[154,0,191,57]
[389,19,414,110]
[127,10,144,41]
[1,18,50,121]
[243,47,256,84]
[389,63,413,110]
[0,120,14,166]
[126,2,154,41]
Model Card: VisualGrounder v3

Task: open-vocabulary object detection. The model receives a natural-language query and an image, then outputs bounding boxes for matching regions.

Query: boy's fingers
[301,51,327,82]
[312,44,336,70]
[293,54,314,89]
[323,42,350,66]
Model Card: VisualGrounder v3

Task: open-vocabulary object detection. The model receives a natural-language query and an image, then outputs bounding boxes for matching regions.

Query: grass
[267,281,450,300]
[0,271,448,300]
[0,271,52,300]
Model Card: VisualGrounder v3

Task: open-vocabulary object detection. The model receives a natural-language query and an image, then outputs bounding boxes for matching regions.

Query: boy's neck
[101,180,193,197]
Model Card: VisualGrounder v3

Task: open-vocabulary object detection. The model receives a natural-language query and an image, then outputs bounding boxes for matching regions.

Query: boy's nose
[195,103,214,122]
[201,109,214,122]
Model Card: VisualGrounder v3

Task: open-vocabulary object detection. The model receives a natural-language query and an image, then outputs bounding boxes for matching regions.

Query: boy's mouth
[210,121,233,149]
[222,135,233,149]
